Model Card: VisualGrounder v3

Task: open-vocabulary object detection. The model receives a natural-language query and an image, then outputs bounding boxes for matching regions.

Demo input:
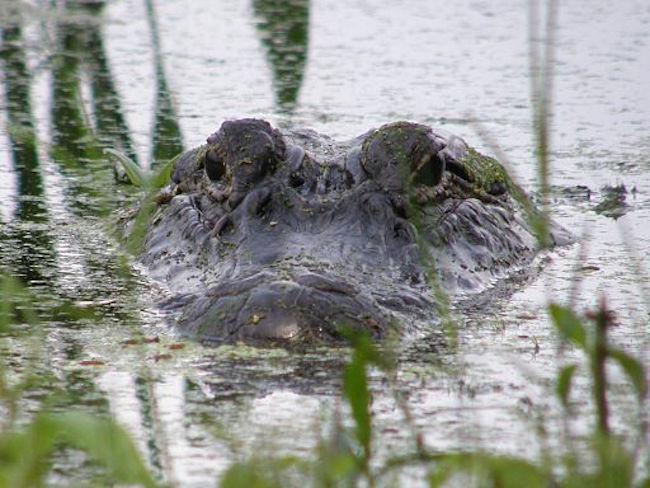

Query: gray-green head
[142,119,570,343]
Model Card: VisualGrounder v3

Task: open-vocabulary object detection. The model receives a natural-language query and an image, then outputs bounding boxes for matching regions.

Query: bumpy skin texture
[142,119,570,343]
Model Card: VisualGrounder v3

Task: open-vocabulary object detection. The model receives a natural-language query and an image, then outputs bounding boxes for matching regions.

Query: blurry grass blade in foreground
[557,363,578,409]
[151,154,178,189]
[427,453,547,488]
[105,147,146,188]
[105,147,178,191]
[0,275,157,487]
[528,0,558,248]
[0,274,38,333]
[0,413,157,488]
[549,303,587,349]
[220,456,306,488]
[107,151,180,254]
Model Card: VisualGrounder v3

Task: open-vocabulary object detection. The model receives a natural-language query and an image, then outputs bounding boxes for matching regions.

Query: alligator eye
[205,147,226,181]
[445,159,472,183]
[410,152,444,188]
[361,122,445,193]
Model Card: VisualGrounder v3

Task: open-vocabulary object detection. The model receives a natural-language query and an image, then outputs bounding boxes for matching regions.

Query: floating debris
[594,184,629,219]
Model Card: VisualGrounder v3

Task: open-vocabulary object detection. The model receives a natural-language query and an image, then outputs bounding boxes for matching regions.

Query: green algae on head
[453,147,512,196]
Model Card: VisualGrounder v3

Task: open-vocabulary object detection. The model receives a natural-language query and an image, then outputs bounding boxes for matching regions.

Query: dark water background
[1,0,649,485]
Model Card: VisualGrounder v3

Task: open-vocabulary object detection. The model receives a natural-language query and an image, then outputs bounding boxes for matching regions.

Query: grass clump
[105,148,179,254]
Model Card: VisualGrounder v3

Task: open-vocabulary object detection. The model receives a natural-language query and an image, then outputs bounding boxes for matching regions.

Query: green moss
[194,145,209,170]
[362,122,432,173]
[452,147,532,208]
[457,147,510,192]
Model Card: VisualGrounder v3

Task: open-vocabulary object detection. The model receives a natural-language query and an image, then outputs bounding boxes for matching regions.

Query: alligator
[140,118,571,343]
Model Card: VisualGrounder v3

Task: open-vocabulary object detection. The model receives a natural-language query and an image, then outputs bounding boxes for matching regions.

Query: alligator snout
[175,271,392,342]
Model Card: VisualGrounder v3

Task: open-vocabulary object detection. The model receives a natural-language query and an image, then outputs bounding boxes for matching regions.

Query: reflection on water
[253,0,309,112]
[0,0,649,485]
[50,4,101,166]
[1,21,55,286]
[145,0,184,166]
[85,3,140,166]
[1,7,174,484]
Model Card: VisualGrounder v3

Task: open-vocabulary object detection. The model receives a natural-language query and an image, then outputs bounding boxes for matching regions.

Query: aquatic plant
[105,148,178,254]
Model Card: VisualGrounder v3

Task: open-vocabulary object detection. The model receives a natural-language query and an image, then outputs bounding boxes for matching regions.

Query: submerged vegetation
[0,0,648,487]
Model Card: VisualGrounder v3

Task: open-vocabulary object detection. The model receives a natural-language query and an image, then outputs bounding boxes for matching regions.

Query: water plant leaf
[126,194,158,255]
[343,353,371,465]
[0,418,58,487]
[557,363,578,408]
[46,413,157,487]
[340,327,393,371]
[219,456,305,488]
[0,275,17,332]
[549,303,586,349]
[586,434,635,488]
[104,148,146,188]
[0,273,38,332]
[150,153,179,189]
[608,348,647,400]
[0,413,156,488]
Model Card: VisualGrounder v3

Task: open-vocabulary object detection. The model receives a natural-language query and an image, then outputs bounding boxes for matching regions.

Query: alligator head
[142,118,570,343]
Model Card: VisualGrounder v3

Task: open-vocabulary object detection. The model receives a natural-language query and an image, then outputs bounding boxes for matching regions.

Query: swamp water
[1,0,649,485]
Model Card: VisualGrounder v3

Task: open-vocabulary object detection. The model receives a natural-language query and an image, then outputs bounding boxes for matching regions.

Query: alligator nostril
[205,147,226,181]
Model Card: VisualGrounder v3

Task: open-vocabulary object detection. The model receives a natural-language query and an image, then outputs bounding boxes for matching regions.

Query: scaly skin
[140,119,571,344]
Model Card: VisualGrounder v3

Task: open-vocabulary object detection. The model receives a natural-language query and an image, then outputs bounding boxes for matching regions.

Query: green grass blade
[0,412,156,487]
[126,194,158,255]
[47,413,157,487]
[150,153,179,189]
[104,148,146,188]
[428,453,548,488]
[343,355,371,465]
[549,303,587,349]
[557,363,578,408]
[219,456,305,488]
[0,419,59,488]
[608,348,647,400]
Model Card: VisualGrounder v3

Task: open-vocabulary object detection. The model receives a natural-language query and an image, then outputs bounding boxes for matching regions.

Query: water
[1,0,649,485]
